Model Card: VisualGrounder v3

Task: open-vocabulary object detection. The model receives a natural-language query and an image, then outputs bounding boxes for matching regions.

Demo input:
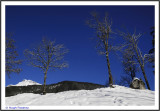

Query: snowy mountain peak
[7,79,41,87]
[16,79,41,86]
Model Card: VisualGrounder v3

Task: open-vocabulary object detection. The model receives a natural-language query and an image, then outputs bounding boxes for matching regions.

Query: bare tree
[6,34,22,78]
[147,26,155,74]
[119,75,132,87]
[24,38,68,94]
[119,31,151,90]
[119,45,138,86]
[87,12,114,87]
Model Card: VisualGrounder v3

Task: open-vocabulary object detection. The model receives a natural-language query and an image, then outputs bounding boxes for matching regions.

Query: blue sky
[5,6,155,90]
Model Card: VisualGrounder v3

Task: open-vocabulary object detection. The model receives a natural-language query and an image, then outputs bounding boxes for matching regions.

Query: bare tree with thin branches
[119,44,138,86]
[6,34,22,78]
[119,31,151,90]
[24,38,68,94]
[147,26,155,74]
[87,12,115,87]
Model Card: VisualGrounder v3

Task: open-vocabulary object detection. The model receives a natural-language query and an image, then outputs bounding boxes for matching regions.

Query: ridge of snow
[133,77,139,81]
[7,84,14,87]
[6,85,155,106]
[7,79,41,87]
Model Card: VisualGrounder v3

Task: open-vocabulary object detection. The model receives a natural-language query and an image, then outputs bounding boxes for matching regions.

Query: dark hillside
[6,81,105,97]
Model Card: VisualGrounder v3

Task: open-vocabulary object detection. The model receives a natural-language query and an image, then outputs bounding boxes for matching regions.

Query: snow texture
[133,77,140,81]
[7,79,41,87]
[6,85,154,106]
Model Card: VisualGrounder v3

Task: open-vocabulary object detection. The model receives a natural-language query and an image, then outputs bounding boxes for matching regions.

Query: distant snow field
[7,79,41,87]
[6,85,155,106]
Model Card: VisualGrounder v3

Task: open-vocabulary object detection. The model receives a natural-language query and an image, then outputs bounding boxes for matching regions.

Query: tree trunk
[140,65,151,90]
[43,69,48,95]
[106,53,113,85]
[104,28,113,87]
[134,45,151,90]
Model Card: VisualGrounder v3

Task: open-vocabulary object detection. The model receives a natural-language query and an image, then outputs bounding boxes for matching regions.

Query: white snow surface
[7,79,41,87]
[133,77,140,81]
[6,85,155,106]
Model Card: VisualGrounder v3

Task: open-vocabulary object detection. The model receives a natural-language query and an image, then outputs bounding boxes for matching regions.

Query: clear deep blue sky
[6,6,155,90]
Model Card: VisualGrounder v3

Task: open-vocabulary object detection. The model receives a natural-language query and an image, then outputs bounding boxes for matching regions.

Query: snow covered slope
[6,85,154,106]
[7,79,41,87]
